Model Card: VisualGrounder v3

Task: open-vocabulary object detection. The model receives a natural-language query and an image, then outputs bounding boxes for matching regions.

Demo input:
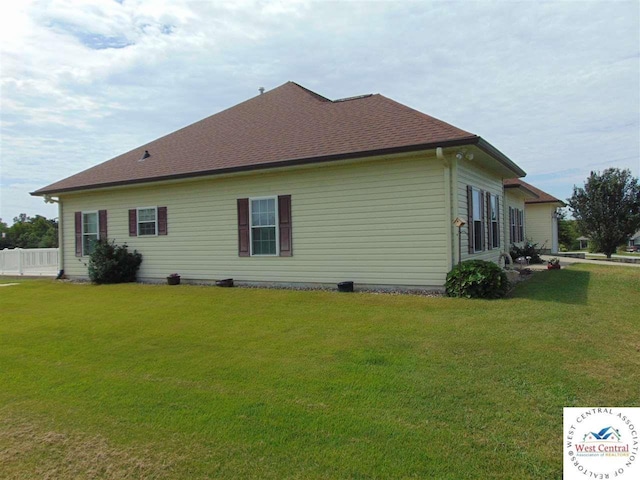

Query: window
[509,206,524,243]
[250,197,278,255]
[467,186,486,254]
[82,212,99,255]
[472,189,483,252]
[489,194,499,249]
[237,196,292,257]
[75,210,106,257]
[137,207,157,236]
[128,207,167,236]
[518,209,524,243]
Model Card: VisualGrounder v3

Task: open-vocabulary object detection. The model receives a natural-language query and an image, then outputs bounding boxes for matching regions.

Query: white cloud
[0,0,638,221]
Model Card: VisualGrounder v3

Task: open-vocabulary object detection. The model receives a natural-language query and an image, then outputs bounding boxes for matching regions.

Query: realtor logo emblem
[585,426,621,442]
[564,408,639,479]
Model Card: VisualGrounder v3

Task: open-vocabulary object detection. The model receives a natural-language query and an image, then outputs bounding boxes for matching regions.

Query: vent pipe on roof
[139,150,150,162]
[259,87,265,95]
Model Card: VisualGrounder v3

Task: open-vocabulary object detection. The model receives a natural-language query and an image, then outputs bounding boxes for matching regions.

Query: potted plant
[167,273,181,285]
[547,258,561,270]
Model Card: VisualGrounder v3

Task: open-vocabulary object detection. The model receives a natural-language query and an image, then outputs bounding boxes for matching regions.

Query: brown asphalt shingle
[35,82,479,195]
[503,178,565,204]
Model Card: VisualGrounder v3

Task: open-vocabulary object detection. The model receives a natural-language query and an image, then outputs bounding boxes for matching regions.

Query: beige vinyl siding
[456,160,505,263]
[525,203,557,252]
[60,153,451,287]
[504,191,526,247]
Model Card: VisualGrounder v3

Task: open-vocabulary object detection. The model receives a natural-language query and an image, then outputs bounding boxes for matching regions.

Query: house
[502,180,536,250]
[503,178,565,253]
[628,231,640,251]
[32,82,528,289]
[577,236,590,250]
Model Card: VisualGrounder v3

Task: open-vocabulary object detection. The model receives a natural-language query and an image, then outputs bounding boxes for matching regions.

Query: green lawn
[1,265,638,479]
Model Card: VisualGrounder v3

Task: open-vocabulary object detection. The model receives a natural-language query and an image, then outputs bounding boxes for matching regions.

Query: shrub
[510,240,544,264]
[445,260,509,299]
[88,239,142,284]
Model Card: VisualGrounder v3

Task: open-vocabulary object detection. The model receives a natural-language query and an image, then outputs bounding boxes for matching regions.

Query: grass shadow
[508,269,590,305]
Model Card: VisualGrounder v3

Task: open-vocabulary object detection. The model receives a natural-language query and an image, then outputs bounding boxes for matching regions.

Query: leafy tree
[0,214,58,249]
[557,209,579,251]
[0,218,9,249]
[568,168,640,258]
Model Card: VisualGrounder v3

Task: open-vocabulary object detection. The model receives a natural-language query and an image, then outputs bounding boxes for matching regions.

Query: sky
[1,0,638,223]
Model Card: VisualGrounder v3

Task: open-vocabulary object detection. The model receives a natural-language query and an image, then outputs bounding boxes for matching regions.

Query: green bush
[88,239,142,284]
[445,260,509,299]
[510,240,544,264]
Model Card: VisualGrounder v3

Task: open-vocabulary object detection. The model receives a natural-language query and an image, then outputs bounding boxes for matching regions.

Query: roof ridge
[333,94,373,103]
[288,81,332,102]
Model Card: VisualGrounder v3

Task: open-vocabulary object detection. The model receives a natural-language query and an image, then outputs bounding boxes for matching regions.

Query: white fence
[0,248,59,276]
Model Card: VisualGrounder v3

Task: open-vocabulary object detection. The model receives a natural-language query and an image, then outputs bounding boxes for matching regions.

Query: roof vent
[258,87,265,95]
[139,150,150,162]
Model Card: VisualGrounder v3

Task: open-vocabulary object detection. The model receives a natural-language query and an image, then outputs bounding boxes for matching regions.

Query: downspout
[551,208,559,254]
[437,147,456,269]
[57,199,64,277]
[450,156,459,264]
[44,194,64,278]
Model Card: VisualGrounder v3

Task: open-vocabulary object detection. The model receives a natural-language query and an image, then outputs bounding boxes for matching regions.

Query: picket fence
[0,248,59,276]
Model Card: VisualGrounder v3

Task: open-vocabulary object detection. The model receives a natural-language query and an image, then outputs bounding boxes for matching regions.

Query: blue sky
[1,0,638,222]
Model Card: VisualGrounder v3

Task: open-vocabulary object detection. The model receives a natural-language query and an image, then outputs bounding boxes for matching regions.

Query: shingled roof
[503,178,565,205]
[34,82,523,195]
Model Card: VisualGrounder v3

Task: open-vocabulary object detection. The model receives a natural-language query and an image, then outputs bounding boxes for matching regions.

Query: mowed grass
[0,265,638,479]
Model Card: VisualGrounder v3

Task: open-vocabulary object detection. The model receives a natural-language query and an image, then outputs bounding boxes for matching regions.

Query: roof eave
[504,183,539,200]
[526,199,567,207]
[31,136,483,196]
[475,137,526,178]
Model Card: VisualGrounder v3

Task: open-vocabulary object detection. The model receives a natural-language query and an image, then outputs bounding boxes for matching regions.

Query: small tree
[568,168,640,258]
[88,239,142,284]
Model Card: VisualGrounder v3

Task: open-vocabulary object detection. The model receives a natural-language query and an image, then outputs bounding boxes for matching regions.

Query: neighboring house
[502,180,536,249]
[577,236,590,250]
[32,82,527,289]
[503,178,565,253]
[629,231,640,250]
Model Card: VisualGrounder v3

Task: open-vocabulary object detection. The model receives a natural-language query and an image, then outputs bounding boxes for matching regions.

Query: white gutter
[58,199,63,274]
[44,195,63,275]
[437,147,458,269]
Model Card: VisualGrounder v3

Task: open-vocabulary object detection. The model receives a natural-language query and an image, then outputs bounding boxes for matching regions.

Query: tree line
[0,214,58,249]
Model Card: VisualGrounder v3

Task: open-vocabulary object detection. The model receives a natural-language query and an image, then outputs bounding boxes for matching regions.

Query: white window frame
[137,206,158,236]
[472,188,483,253]
[518,209,524,242]
[490,194,499,248]
[510,207,524,243]
[510,207,516,244]
[82,210,99,256]
[249,196,279,256]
